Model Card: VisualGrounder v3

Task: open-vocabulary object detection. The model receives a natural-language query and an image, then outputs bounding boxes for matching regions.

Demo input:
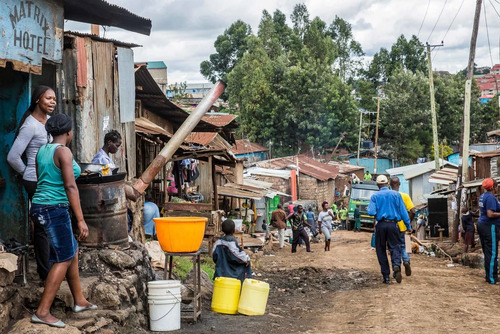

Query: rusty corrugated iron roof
[232,139,269,155]
[202,114,238,128]
[471,150,500,158]
[256,155,339,181]
[185,132,218,146]
[64,0,152,35]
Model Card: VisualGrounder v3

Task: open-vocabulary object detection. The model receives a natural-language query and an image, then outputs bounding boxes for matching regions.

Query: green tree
[226,5,359,155]
[200,20,252,84]
[290,3,310,40]
[379,69,431,164]
[471,93,499,142]
[328,16,364,81]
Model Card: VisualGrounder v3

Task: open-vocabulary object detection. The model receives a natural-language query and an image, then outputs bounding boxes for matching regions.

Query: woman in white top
[7,85,56,282]
[318,201,335,252]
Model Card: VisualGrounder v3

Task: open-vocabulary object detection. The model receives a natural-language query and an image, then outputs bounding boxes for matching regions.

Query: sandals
[31,314,66,328]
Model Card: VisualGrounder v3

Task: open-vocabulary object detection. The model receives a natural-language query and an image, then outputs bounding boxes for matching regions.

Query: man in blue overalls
[368,175,411,284]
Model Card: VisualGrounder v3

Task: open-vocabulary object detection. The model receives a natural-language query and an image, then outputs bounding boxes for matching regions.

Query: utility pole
[357,111,363,165]
[373,88,383,174]
[426,42,443,173]
[453,0,482,243]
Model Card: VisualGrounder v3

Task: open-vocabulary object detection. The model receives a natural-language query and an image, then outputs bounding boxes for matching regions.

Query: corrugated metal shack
[470,150,500,180]
[0,0,151,243]
[255,155,339,208]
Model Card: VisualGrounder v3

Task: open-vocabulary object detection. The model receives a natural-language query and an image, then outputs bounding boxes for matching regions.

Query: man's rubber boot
[403,261,412,276]
[394,266,402,283]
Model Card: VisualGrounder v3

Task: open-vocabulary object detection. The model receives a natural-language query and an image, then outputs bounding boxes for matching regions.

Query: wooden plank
[212,156,219,210]
[163,203,214,211]
[124,121,136,179]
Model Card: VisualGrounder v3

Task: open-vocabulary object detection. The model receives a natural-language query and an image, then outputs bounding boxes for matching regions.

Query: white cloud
[64,0,500,82]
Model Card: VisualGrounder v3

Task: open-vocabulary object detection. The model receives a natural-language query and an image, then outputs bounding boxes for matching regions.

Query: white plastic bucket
[148,280,182,331]
[148,280,181,297]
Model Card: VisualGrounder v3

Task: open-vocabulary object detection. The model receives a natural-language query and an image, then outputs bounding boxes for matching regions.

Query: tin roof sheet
[256,155,339,181]
[64,31,140,48]
[471,150,500,158]
[232,139,269,155]
[64,0,152,35]
[202,114,238,128]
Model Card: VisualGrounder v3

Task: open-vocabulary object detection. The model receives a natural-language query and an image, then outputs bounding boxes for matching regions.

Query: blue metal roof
[146,61,167,69]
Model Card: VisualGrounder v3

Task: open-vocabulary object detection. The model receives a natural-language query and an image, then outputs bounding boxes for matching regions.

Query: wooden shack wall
[475,157,492,179]
[62,35,136,179]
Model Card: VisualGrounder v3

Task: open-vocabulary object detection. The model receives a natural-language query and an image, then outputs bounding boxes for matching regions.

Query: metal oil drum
[76,172,129,248]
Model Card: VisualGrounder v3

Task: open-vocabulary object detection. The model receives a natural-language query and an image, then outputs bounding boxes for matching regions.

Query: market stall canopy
[64,0,152,35]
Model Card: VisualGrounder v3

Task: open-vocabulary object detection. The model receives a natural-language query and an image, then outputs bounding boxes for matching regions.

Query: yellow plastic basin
[153,217,207,253]
[238,279,270,316]
[211,277,241,314]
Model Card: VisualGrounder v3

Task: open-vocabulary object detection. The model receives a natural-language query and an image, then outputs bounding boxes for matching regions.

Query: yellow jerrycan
[237,279,270,315]
[211,277,241,314]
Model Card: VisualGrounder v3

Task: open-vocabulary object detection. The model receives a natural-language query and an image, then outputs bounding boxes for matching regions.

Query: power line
[418,0,431,38]
[489,0,500,18]
[427,0,449,42]
[433,0,465,62]
[442,0,466,42]
[484,1,495,67]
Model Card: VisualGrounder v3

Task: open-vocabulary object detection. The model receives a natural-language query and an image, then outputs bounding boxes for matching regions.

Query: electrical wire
[441,0,465,42]
[432,0,465,62]
[427,0,449,43]
[484,1,495,67]
[418,0,431,38]
[490,0,500,18]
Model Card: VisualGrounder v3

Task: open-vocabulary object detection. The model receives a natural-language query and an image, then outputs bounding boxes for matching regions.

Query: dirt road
[181,231,496,334]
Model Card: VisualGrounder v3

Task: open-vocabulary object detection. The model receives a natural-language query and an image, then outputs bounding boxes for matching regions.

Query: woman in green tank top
[30,114,96,328]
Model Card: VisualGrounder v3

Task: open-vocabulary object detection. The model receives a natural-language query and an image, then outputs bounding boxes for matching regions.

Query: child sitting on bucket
[212,219,252,283]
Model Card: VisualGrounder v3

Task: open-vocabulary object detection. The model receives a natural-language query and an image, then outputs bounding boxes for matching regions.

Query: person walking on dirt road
[477,178,500,284]
[390,177,415,277]
[270,204,288,249]
[368,175,410,284]
[288,205,314,253]
[353,205,361,232]
[318,201,335,251]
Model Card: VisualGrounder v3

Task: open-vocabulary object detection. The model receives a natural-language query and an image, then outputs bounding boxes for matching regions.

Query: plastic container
[211,277,242,314]
[238,279,270,316]
[148,280,181,297]
[148,281,181,331]
[153,217,207,252]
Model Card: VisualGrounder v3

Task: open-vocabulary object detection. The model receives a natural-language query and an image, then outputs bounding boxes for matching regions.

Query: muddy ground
[173,230,498,334]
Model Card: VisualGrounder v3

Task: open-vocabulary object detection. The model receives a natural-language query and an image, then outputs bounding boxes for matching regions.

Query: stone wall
[7,242,156,333]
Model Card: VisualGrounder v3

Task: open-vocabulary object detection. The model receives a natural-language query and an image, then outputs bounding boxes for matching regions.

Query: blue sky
[66,0,500,84]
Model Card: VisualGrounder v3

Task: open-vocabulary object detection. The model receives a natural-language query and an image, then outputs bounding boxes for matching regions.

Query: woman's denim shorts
[30,203,78,263]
